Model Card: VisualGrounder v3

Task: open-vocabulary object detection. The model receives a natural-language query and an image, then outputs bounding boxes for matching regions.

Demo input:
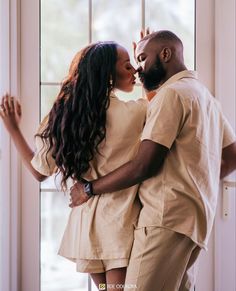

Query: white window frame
[20,0,41,290]
[1,0,235,290]
[194,0,215,289]
[0,1,21,291]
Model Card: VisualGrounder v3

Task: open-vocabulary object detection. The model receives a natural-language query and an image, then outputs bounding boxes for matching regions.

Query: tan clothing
[31,115,57,175]
[75,258,128,273]
[137,70,236,249]
[125,227,200,291]
[31,95,147,262]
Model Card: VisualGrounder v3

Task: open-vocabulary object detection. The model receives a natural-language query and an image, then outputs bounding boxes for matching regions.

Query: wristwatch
[83,182,94,198]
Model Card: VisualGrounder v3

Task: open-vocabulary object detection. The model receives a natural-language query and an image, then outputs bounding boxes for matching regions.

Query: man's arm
[69,140,168,206]
[220,141,236,179]
[93,140,168,194]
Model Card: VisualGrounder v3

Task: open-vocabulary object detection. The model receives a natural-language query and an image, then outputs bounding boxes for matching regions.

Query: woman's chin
[125,85,135,92]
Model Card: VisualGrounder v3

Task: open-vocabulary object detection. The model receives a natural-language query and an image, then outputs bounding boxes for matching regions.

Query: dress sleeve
[31,115,57,176]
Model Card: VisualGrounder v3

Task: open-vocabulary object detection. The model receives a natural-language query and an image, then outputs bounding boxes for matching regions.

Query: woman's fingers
[16,101,22,116]
[8,96,15,113]
[0,104,5,117]
[140,27,151,40]
[0,94,20,116]
[3,95,11,115]
[140,30,144,39]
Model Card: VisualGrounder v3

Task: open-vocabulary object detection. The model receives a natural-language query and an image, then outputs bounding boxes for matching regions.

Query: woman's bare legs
[91,273,107,290]
[106,267,127,291]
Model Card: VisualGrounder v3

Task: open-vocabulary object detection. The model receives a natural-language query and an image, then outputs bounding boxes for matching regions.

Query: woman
[0,41,146,291]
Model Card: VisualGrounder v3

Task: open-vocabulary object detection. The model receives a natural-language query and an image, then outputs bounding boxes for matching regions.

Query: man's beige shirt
[31,95,147,259]
[138,70,236,249]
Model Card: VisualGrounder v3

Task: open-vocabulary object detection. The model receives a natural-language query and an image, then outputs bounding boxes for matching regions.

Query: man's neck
[164,65,188,83]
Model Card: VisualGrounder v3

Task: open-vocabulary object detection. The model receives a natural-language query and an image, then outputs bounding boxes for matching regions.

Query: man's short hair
[140,30,183,47]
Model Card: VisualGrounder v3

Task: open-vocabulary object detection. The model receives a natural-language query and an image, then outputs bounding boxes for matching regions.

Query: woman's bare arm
[0,94,47,182]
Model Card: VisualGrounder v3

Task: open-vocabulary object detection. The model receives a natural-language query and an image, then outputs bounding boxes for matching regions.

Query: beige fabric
[124,227,200,291]
[74,258,128,273]
[31,115,57,176]
[31,94,147,260]
[138,70,236,249]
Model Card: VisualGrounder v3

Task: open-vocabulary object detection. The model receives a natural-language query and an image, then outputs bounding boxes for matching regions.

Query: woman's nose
[131,65,136,74]
[136,66,143,74]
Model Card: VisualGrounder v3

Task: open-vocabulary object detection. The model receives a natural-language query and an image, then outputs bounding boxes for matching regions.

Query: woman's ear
[160,47,172,63]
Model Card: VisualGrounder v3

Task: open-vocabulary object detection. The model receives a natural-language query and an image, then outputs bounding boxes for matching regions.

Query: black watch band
[83,182,94,198]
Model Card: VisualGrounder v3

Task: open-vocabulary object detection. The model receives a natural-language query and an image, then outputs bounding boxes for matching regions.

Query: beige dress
[31,94,147,270]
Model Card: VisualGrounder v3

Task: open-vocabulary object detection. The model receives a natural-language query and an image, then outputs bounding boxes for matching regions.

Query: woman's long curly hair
[38,42,118,189]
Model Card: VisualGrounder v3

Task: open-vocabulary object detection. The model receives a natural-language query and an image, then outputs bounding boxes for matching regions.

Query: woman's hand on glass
[0,94,22,133]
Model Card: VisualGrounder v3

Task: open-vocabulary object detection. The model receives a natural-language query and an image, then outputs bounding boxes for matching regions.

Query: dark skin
[220,142,236,179]
[69,36,236,207]
[70,140,169,206]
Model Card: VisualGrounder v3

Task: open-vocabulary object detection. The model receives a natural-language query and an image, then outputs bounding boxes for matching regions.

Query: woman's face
[114,46,136,92]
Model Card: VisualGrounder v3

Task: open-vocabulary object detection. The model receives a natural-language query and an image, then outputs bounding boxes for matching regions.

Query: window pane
[146,0,195,69]
[41,192,88,291]
[40,85,60,120]
[116,85,143,102]
[41,0,89,82]
[92,0,141,67]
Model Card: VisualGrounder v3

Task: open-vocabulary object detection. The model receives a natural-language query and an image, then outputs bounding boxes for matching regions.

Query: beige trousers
[124,227,201,291]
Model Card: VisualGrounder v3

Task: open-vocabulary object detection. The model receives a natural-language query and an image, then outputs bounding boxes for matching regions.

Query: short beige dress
[31,94,147,272]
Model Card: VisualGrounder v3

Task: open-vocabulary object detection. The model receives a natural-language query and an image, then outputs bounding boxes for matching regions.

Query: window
[40,1,195,291]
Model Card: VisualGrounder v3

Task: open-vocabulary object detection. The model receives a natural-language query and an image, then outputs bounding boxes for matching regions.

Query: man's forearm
[220,159,236,179]
[220,142,236,179]
[92,158,149,194]
[91,140,168,195]
[70,140,168,206]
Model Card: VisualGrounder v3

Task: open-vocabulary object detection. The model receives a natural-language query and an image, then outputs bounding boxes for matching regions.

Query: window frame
[0,1,21,291]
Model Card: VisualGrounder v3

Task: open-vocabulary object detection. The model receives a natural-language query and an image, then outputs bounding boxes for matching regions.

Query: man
[70,31,236,290]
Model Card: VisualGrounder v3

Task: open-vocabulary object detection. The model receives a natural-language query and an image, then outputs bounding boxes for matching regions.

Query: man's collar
[148,70,198,102]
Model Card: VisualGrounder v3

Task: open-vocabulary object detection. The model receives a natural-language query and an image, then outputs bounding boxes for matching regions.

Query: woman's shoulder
[36,114,49,134]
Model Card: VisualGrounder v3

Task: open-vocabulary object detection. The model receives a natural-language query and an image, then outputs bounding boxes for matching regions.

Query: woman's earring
[109,77,113,87]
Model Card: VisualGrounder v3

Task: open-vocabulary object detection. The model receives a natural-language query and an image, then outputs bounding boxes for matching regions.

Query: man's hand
[69,181,90,207]
[0,94,22,133]
[133,27,151,63]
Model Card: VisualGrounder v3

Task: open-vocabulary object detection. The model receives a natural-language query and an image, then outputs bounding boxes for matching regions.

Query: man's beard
[140,56,166,91]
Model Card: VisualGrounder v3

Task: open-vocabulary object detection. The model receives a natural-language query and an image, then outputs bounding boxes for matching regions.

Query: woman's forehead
[117,46,130,61]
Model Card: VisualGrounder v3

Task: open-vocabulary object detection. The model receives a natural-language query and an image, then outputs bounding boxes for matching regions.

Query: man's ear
[160,47,172,62]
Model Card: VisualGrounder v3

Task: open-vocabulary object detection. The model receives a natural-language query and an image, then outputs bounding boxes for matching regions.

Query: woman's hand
[0,94,22,133]
[133,27,151,63]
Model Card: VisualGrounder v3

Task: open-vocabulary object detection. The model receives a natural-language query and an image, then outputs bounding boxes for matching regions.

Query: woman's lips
[131,78,136,84]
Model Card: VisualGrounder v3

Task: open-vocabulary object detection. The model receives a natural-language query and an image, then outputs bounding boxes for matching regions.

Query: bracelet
[83,182,94,198]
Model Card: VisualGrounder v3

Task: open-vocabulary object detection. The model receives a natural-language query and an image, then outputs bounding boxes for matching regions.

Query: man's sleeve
[141,88,186,149]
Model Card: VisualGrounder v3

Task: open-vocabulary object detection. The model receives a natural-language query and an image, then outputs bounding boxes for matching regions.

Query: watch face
[84,182,93,197]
